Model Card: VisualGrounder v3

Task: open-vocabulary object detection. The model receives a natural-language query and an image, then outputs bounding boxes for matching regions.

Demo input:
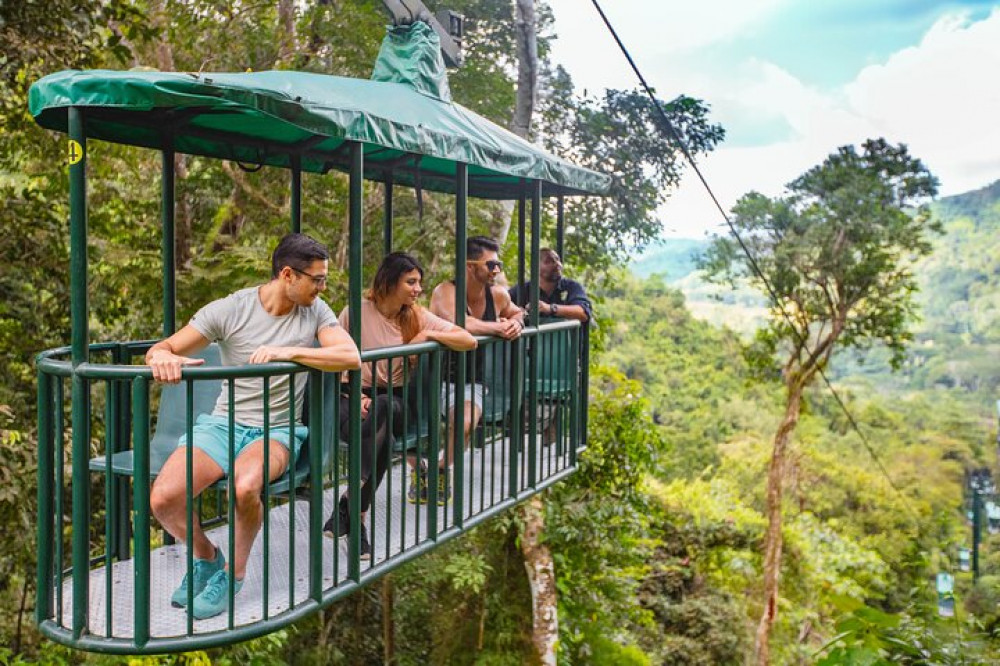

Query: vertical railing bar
[54,378,65,626]
[569,327,580,468]
[103,380,114,636]
[468,349,476,519]
[262,379,271,620]
[413,356,423,547]
[498,341,506,503]
[308,369,323,603]
[385,358,394,562]
[114,346,132,562]
[227,381,236,630]
[428,349,441,540]
[368,360,378,569]
[509,337,521,500]
[132,377,151,647]
[36,370,54,626]
[287,372,296,607]
[400,358,409,551]
[332,376,341,586]
[70,371,91,640]
[185,379,195,634]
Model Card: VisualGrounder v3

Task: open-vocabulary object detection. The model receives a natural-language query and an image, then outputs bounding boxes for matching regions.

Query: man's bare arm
[430,282,503,336]
[248,325,361,371]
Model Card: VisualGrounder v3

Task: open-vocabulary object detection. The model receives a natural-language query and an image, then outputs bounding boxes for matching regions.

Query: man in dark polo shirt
[509,247,591,445]
[509,248,592,323]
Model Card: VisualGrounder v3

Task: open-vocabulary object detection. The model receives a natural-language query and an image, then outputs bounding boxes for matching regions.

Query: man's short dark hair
[271,233,330,278]
[467,235,500,260]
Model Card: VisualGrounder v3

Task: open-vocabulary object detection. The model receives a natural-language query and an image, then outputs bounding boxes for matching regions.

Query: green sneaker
[170,547,224,608]
[407,463,428,504]
[192,569,243,620]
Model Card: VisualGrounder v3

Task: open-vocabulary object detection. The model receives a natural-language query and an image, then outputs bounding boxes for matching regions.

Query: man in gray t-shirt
[146,233,360,620]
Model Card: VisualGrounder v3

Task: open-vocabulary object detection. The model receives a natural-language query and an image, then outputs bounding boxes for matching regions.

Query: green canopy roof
[28,25,609,200]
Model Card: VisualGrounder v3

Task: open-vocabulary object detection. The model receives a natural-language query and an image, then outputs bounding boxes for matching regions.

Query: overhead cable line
[588,0,910,502]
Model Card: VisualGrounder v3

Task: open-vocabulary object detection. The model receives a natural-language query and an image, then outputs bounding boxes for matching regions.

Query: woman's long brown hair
[369,252,424,342]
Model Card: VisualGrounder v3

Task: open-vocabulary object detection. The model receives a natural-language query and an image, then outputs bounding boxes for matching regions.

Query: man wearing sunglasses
[145,233,361,619]
[428,236,524,499]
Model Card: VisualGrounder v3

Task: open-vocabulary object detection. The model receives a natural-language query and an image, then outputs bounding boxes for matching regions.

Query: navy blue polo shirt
[509,278,592,323]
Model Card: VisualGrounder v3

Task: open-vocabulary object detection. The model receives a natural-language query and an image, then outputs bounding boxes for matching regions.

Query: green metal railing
[34,321,585,653]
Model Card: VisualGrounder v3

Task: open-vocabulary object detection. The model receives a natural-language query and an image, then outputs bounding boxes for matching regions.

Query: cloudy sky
[545,0,1000,239]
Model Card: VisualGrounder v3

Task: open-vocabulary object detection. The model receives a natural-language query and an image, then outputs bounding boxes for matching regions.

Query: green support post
[384,172,394,254]
[556,195,564,260]
[291,154,301,234]
[527,180,541,488]
[132,377,151,648]
[453,162,467,526]
[348,141,364,580]
[162,137,176,336]
[509,186,526,498]
[68,106,91,640]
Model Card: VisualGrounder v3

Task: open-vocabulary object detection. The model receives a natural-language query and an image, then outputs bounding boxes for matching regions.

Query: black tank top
[448,282,495,384]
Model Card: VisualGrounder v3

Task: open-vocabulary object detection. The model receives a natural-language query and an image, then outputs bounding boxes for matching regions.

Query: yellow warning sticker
[68,140,83,165]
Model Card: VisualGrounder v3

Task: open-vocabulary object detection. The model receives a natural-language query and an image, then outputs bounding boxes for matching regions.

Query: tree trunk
[493,0,538,244]
[754,380,804,665]
[521,494,558,666]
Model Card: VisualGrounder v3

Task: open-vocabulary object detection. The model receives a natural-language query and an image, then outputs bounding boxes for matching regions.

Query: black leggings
[340,394,405,513]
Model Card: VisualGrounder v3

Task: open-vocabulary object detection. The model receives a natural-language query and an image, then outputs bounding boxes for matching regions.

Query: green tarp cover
[28,23,609,199]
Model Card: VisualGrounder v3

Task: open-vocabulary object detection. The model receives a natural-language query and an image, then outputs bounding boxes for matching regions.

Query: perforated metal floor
[57,436,571,639]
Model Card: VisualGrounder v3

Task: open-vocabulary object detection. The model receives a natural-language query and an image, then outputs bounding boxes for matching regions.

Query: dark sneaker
[407,463,428,504]
[170,547,224,608]
[323,495,349,539]
[191,569,243,620]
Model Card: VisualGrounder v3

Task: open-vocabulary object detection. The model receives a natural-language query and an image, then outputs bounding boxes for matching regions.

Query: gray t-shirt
[190,286,339,427]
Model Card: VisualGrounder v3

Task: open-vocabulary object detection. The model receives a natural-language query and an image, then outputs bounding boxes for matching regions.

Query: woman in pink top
[323,252,475,558]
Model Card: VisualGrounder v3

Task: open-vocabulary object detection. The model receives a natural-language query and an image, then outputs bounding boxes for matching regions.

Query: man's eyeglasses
[291,267,328,287]
[467,259,504,272]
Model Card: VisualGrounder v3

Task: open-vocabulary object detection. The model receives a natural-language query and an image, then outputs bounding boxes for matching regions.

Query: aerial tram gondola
[28,16,609,654]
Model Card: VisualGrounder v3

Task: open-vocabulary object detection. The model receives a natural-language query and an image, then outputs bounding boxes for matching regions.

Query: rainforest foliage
[2,1,998,664]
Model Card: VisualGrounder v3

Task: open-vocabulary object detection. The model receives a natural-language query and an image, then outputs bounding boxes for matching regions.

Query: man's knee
[234,474,264,508]
[150,480,178,521]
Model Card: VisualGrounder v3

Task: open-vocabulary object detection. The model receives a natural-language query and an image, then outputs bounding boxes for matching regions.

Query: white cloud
[845,9,1000,194]
[659,8,1000,238]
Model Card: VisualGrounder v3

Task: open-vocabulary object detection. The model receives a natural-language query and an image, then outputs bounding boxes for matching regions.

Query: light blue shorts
[178,413,308,476]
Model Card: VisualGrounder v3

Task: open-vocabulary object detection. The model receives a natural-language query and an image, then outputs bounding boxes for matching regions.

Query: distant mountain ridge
[628,238,710,282]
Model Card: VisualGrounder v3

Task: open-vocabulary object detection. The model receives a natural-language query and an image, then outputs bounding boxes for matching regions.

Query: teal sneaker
[192,569,243,620]
[170,547,224,608]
